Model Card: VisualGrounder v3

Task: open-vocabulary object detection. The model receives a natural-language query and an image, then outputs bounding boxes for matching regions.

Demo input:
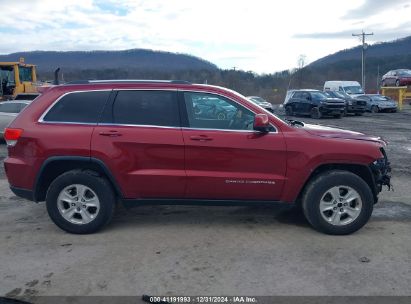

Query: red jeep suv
[4,80,391,235]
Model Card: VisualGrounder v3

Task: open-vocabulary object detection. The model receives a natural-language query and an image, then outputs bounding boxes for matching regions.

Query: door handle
[99,130,122,137]
[190,135,213,141]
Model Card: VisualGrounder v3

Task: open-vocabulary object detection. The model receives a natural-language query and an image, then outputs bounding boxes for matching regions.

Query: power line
[352,31,374,91]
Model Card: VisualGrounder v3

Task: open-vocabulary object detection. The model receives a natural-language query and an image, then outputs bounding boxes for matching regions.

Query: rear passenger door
[91,90,186,199]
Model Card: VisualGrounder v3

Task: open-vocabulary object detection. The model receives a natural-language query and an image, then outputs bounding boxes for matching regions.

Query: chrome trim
[38,89,113,123]
[39,121,98,126]
[181,127,277,134]
[96,124,275,134]
[110,88,178,91]
[37,88,277,134]
[97,123,180,129]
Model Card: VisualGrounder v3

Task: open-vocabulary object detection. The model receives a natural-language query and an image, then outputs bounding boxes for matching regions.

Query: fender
[33,156,124,202]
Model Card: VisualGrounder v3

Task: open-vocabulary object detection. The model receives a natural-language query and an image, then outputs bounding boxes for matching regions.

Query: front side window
[184,92,255,131]
[107,90,179,127]
[0,66,15,84]
[43,91,110,123]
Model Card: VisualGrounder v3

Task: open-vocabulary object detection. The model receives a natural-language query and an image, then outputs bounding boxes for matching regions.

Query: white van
[324,81,364,96]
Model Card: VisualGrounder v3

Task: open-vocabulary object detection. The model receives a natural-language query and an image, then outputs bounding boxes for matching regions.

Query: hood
[350,94,365,98]
[260,102,272,108]
[303,123,383,143]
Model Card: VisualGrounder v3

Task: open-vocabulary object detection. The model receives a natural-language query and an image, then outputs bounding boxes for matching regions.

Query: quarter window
[43,91,110,123]
[107,90,179,127]
[183,92,255,131]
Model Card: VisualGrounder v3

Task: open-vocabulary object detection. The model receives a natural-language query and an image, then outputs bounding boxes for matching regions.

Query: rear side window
[43,91,110,123]
[103,90,179,127]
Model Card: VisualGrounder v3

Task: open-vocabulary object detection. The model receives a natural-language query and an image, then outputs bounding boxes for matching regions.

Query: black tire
[355,112,363,116]
[302,170,374,235]
[371,105,379,113]
[285,105,294,116]
[333,113,342,118]
[46,170,115,234]
[395,79,400,87]
[310,107,321,119]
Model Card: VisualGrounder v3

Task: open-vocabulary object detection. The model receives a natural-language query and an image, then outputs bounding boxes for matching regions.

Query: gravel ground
[0,108,410,302]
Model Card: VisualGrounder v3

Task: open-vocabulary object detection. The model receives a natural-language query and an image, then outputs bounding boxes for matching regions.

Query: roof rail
[64,79,192,85]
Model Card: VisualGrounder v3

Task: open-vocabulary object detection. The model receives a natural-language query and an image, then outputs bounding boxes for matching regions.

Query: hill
[310,36,411,67]
[295,36,411,92]
[0,49,218,73]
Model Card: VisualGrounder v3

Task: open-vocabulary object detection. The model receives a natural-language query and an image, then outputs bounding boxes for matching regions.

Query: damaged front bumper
[370,147,392,195]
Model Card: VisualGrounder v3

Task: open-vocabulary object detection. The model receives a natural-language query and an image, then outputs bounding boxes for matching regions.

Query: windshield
[18,66,33,82]
[344,86,364,94]
[311,91,328,100]
[331,91,348,99]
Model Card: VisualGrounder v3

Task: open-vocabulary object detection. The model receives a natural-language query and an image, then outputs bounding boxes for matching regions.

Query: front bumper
[370,148,392,195]
[319,105,345,114]
[379,105,397,110]
[347,105,366,113]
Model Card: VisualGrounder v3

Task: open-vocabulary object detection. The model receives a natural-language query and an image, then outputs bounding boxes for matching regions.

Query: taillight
[4,128,23,147]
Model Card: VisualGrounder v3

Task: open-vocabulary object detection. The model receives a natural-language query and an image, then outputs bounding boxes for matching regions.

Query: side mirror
[253,114,270,133]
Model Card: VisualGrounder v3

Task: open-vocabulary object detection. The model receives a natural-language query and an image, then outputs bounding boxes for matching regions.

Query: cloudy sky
[1,0,410,73]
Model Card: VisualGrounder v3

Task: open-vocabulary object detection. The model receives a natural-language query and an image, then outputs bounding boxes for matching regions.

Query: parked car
[381,69,411,87]
[193,96,236,120]
[284,89,346,119]
[325,90,366,116]
[356,94,398,113]
[0,101,30,136]
[4,80,391,235]
[246,96,273,112]
[324,81,364,96]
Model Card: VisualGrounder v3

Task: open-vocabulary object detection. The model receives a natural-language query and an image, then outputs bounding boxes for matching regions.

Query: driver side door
[181,91,287,201]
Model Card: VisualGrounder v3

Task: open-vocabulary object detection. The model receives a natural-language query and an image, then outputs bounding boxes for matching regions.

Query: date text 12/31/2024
[146,296,258,303]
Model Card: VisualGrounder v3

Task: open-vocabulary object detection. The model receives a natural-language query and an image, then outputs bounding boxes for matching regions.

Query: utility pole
[352,31,373,91]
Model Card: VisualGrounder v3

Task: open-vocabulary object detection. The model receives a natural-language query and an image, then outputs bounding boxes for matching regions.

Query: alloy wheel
[57,184,100,225]
[319,185,362,226]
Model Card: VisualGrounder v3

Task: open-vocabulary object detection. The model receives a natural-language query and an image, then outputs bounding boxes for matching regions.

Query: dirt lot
[0,108,410,302]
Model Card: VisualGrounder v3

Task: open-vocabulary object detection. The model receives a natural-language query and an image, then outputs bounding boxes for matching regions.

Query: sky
[1,0,411,74]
